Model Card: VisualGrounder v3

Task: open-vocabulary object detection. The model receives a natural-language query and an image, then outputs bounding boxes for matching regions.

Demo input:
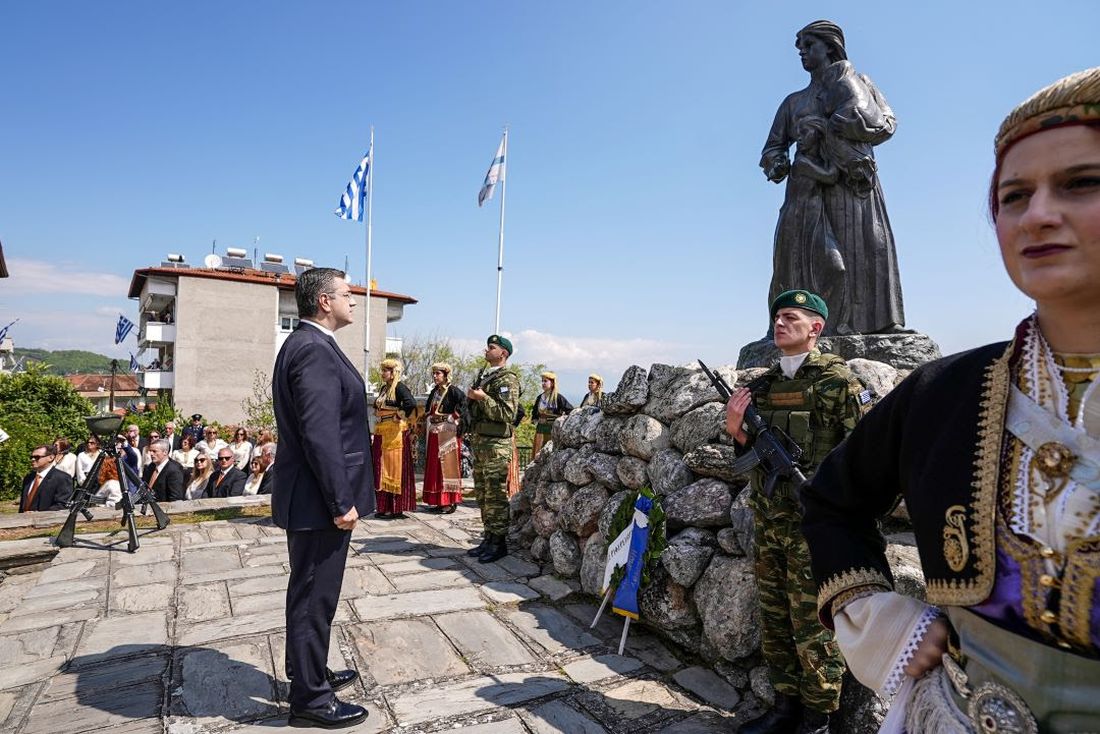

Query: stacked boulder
[507,358,922,722]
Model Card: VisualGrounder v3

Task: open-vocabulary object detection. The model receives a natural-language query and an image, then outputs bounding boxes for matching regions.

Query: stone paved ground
[0,503,741,733]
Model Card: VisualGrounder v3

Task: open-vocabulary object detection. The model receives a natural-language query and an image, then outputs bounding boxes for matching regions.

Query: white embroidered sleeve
[834,591,941,697]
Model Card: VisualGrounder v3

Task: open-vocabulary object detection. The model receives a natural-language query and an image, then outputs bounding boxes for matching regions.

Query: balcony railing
[141,370,175,390]
[140,322,176,345]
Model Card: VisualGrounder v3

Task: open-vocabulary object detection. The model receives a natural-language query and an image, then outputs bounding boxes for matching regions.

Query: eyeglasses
[218,456,234,462]
[150,435,160,439]
[195,458,208,464]
[30,454,48,460]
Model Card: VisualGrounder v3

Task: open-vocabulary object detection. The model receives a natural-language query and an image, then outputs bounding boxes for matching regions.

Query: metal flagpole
[364,127,374,383]
[493,127,508,334]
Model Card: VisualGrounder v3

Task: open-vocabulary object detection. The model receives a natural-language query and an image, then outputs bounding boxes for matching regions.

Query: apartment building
[128,252,416,424]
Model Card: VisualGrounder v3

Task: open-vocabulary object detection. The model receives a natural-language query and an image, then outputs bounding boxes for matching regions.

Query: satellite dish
[204,254,223,269]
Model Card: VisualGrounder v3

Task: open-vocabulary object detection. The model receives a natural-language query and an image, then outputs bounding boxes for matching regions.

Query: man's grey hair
[153,439,170,453]
[165,422,175,430]
[295,267,346,319]
[262,442,277,459]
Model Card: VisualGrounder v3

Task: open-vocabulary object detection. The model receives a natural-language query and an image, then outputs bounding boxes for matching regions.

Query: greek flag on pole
[115,315,135,344]
[611,495,653,620]
[0,318,18,343]
[478,135,505,207]
[335,147,371,222]
[129,354,140,372]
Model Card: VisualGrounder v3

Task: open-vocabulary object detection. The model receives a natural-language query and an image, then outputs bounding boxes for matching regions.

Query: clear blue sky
[1,2,1096,398]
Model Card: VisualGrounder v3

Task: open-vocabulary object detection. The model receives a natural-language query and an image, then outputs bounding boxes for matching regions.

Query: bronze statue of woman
[760,20,905,335]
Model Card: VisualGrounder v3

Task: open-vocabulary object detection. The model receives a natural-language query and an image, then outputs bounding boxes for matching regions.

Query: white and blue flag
[335,147,371,222]
[478,135,506,207]
[0,318,18,343]
[129,354,140,372]
[114,314,135,344]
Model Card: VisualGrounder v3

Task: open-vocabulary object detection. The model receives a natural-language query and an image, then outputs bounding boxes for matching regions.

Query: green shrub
[0,364,95,503]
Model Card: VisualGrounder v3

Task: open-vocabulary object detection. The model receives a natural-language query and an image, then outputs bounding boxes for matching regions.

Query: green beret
[487,334,513,356]
[770,289,828,320]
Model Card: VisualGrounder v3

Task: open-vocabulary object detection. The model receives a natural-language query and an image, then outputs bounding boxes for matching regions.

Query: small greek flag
[115,314,135,344]
[129,354,140,372]
[0,318,18,343]
[478,134,506,207]
[335,147,371,222]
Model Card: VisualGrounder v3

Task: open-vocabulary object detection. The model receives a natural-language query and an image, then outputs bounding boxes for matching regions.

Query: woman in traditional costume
[531,371,573,455]
[422,362,467,514]
[579,374,605,409]
[372,358,417,519]
[802,67,1100,733]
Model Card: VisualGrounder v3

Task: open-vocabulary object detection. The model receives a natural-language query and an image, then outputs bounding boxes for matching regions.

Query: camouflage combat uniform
[468,366,521,535]
[744,349,868,714]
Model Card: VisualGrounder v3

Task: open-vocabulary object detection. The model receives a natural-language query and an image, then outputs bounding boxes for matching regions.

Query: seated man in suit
[257,442,277,495]
[21,445,74,512]
[206,448,247,498]
[142,439,185,502]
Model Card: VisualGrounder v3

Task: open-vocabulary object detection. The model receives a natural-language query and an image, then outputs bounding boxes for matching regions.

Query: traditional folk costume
[802,67,1100,734]
[423,364,467,513]
[531,371,573,455]
[579,373,605,409]
[372,360,417,517]
[804,316,1100,733]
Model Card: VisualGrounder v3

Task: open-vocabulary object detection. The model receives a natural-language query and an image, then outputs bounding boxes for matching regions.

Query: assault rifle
[56,414,170,553]
[697,360,807,499]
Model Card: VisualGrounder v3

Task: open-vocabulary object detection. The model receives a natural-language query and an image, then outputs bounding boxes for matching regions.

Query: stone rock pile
[507,359,923,728]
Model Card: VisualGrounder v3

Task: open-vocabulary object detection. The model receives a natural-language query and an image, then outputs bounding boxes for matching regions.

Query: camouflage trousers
[471,435,511,534]
[750,488,845,713]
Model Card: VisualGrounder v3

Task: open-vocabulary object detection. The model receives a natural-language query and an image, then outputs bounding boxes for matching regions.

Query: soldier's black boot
[739,693,802,734]
[477,533,508,563]
[466,533,489,557]
[795,710,831,734]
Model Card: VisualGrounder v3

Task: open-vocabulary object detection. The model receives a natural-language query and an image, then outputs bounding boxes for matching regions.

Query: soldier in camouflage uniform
[466,334,521,564]
[725,290,869,734]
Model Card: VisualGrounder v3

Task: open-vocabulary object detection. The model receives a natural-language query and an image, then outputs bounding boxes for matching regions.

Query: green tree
[0,363,95,503]
[127,400,183,440]
[240,369,276,434]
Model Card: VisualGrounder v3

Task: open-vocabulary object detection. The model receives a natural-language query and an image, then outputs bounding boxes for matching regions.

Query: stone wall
[507,358,923,729]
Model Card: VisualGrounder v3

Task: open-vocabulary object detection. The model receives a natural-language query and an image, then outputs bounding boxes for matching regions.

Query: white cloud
[505,329,685,371]
[4,259,130,297]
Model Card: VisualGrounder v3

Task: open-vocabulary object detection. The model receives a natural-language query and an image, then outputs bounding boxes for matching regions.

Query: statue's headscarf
[796,20,847,62]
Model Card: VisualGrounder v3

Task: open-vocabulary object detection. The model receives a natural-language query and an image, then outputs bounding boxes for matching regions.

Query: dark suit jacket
[257,464,276,495]
[20,467,73,512]
[143,459,186,502]
[272,322,375,530]
[205,466,247,498]
[164,433,183,451]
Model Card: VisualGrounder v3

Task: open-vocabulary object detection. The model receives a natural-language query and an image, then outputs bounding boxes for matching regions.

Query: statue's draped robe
[761,60,905,335]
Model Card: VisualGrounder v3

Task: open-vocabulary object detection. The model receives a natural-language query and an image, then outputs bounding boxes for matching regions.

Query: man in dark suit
[20,445,73,512]
[273,267,374,729]
[205,448,247,498]
[163,421,183,451]
[141,439,185,502]
[257,442,276,495]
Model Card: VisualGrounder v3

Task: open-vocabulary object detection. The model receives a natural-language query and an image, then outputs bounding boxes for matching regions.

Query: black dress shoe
[289,697,368,729]
[440,504,457,514]
[391,512,407,519]
[423,505,443,514]
[326,668,359,692]
[374,511,391,519]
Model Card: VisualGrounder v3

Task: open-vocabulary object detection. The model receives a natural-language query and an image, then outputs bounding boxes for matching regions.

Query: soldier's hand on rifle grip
[724,388,752,445]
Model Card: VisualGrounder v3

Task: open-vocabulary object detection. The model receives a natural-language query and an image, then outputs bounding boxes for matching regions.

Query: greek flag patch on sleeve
[857,389,873,405]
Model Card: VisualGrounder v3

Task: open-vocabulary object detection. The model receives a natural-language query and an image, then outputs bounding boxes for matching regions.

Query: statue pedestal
[737,331,942,372]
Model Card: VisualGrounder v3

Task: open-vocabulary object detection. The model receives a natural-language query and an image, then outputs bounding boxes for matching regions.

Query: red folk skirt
[371,429,417,513]
[423,430,464,507]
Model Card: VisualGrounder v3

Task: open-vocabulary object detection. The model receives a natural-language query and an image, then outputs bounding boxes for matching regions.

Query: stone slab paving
[0,509,741,733]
